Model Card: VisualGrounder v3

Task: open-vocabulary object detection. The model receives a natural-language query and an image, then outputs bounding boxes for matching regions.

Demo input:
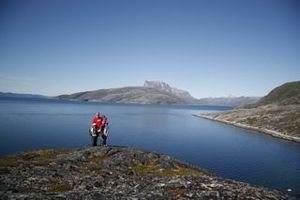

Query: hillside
[247,81,300,107]
[0,146,291,199]
[57,81,259,106]
[197,96,260,107]
[197,81,300,141]
[57,81,196,104]
[57,86,190,104]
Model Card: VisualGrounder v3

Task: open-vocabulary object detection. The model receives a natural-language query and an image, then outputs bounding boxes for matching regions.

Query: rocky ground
[197,104,300,143]
[0,146,295,199]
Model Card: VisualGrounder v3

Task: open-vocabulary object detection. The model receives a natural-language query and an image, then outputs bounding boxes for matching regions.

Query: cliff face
[143,80,195,102]
[0,146,291,199]
[199,81,300,140]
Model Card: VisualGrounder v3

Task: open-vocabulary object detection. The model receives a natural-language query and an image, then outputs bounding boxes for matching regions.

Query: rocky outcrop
[0,146,293,199]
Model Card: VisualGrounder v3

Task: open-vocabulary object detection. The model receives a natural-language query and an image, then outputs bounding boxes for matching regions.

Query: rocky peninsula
[196,81,300,143]
[0,146,294,199]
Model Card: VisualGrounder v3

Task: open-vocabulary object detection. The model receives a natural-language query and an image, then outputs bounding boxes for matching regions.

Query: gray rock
[0,146,294,199]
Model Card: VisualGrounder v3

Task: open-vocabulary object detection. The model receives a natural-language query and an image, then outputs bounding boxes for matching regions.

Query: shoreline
[193,114,300,143]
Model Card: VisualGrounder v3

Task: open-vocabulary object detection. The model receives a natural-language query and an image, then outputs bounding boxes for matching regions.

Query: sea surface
[0,97,299,196]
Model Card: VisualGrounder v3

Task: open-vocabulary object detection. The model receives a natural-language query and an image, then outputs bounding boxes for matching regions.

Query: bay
[0,97,299,197]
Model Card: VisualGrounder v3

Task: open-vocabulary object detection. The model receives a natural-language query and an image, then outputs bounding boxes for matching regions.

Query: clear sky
[1,0,299,98]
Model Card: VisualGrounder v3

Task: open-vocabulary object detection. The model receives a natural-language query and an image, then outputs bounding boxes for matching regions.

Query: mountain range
[56,81,260,107]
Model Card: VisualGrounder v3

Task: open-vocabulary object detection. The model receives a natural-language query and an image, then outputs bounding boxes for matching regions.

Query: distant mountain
[57,82,193,104]
[199,81,300,141]
[143,80,195,102]
[197,96,260,107]
[0,92,47,99]
[57,81,261,106]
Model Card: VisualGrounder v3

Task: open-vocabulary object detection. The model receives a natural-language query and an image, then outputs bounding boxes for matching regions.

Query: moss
[47,182,72,193]
[246,117,257,125]
[0,167,10,174]
[0,157,22,167]
[0,149,72,168]
[85,156,107,172]
[87,155,107,164]
[167,188,187,196]
[31,159,51,166]
[132,162,205,177]
[21,149,72,160]
[17,187,43,193]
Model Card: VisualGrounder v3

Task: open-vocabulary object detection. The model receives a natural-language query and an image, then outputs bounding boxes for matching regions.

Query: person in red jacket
[90,112,107,146]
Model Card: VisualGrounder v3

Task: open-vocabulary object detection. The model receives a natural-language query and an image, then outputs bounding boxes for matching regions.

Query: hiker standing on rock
[90,112,108,146]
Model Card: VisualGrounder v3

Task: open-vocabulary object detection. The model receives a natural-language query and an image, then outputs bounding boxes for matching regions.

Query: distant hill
[248,81,300,107]
[57,81,193,104]
[199,81,300,141]
[0,92,47,99]
[197,96,260,107]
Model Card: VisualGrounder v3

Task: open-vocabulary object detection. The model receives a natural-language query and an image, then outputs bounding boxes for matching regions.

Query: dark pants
[92,132,107,146]
[92,135,98,146]
[101,134,107,145]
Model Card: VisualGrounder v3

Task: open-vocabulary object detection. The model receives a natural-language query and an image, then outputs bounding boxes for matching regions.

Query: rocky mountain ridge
[57,86,189,104]
[144,80,195,102]
[0,146,293,199]
[57,81,260,106]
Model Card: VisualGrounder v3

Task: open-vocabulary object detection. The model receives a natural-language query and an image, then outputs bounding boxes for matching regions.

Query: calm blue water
[0,98,299,196]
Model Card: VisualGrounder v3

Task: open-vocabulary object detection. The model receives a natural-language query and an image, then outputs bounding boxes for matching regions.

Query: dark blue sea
[0,97,299,197]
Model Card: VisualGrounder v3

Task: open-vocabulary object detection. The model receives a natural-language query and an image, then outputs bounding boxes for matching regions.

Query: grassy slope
[201,81,300,140]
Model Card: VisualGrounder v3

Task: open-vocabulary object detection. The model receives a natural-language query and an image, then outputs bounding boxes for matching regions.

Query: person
[90,112,108,146]
[101,114,109,145]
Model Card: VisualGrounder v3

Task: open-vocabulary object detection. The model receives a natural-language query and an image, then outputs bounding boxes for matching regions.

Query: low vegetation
[200,81,300,141]
[0,146,290,199]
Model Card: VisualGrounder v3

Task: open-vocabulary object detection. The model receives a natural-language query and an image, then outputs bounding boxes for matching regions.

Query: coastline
[193,114,300,143]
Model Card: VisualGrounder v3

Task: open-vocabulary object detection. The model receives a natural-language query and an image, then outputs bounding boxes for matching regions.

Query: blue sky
[0,0,299,98]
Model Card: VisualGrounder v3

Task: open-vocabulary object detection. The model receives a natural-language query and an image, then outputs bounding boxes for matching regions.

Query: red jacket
[92,116,104,129]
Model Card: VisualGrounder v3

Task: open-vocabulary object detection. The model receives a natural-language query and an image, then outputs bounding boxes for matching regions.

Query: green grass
[0,149,72,168]
[132,161,205,177]
[166,188,187,196]
[246,117,257,125]
[47,182,72,193]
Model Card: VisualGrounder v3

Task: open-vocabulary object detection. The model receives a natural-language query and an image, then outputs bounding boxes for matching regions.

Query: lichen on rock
[0,146,293,199]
